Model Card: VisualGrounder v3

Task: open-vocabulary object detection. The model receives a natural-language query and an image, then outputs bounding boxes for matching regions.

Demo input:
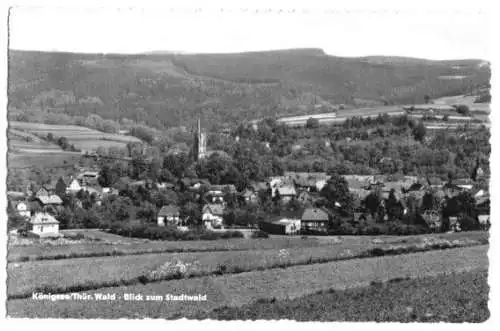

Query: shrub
[251,230,270,239]
[107,224,244,241]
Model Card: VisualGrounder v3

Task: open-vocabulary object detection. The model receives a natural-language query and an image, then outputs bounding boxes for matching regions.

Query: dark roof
[407,182,425,191]
[158,205,180,217]
[443,182,463,191]
[301,208,329,222]
[353,212,374,222]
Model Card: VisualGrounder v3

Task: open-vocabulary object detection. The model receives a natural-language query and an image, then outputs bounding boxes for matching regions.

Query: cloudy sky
[8,6,491,60]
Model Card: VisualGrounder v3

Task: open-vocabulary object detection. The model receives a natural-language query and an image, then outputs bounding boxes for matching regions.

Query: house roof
[242,189,256,198]
[277,185,297,196]
[158,205,180,217]
[203,204,225,216]
[37,195,63,205]
[353,212,374,222]
[284,172,329,187]
[251,181,269,191]
[30,213,59,224]
[451,178,474,186]
[211,184,237,194]
[407,182,425,192]
[7,191,26,199]
[345,178,369,190]
[301,208,329,221]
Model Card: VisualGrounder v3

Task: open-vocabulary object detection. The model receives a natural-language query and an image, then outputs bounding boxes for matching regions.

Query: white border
[0,0,498,330]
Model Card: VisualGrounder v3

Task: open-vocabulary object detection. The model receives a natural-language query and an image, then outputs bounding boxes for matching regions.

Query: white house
[157,205,181,227]
[29,213,60,237]
[202,204,225,229]
[66,178,82,193]
[16,202,31,218]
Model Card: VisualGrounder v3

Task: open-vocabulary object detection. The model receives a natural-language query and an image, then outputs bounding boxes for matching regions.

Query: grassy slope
[199,270,489,322]
[6,245,488,318]
[8,49,490,129]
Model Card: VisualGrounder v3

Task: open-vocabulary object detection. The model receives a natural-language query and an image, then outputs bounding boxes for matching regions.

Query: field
[9,121,142,151]
[433,95,490,113]
[6,245,488,318]
[8,128,63,153]
[7,151,82,169]
[199,270,489,322]
[275,106,406,126]
[9,233,484,299]
[8,229,488,262]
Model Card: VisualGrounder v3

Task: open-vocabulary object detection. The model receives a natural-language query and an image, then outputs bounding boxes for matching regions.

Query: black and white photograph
[2,1,496,323]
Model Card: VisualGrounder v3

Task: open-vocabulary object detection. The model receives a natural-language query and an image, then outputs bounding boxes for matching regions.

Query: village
[6,154,490,238]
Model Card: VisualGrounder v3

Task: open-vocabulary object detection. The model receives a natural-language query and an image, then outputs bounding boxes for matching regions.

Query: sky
[8,6,491,60]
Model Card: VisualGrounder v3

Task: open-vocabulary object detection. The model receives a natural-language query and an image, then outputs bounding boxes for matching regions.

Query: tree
[363,191,381,215]
[424,94,431,104]
[136,202,157,223]
[98,165,118,188]
[55,177,67,197]
[320,174,354,215]
[412,121,427,142]
[455,104,470,116]
[181,202,201,227]
[306,117,320,129]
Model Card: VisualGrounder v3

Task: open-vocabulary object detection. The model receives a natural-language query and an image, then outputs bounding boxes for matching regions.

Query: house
[35,187,49,198]
[157,205,181,227]
[260,218,301,235]
[269,176,288,194]
[210,184,237,195]
[36,194,63,206]
[448,216,461,232]
[251,181,269,192]
[29,212,60,237]
[297,190,313,205]
[276,185,297,203]
[77,171,100,186]
[315,179,328,192]
[472,189,488,199]
[301,208,330,233]
[451,178,474,191]
[15,201,31,218]
[443,183,463,197]
[66,178,82,193]
[241,189,258,204]
[477,214,490,230]
[202,204,225,229]
[7,191,26,200]
[284,172,330,192]
[353,212,374,223]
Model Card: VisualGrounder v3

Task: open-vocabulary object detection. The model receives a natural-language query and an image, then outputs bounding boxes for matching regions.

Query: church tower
[193,118,207,161]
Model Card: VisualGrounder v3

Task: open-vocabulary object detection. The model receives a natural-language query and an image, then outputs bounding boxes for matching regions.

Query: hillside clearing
[9,121,142,151]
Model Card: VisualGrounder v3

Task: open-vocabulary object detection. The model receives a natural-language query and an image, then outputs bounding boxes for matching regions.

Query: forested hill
[8,49,490,130]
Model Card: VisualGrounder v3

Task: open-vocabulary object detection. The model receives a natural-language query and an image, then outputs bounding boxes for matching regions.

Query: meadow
[6,245,488,319]
[199,269,489,322]
[9,121,142,151]
[7,230,488,262]
[7,234,486,299]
